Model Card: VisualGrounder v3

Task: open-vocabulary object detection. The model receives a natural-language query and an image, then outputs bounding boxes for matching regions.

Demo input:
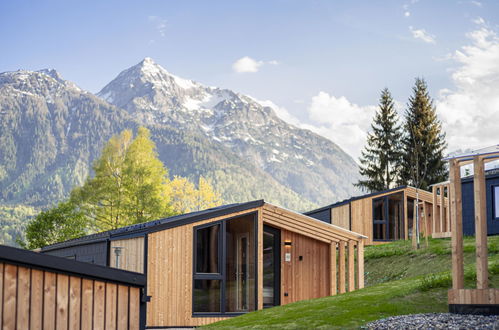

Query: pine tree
[356,88,403,192]
[398,78,447,190]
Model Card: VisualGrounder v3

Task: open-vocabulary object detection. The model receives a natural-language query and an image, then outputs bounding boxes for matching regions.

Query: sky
[1,0,498,160]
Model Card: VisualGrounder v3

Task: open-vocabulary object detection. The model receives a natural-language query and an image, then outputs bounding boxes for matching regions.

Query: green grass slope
[204,236,499,329]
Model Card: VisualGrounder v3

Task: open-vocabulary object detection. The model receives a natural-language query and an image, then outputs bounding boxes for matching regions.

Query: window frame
[372,191,405,242]
[493,185,499,220]
[192,212,258,317]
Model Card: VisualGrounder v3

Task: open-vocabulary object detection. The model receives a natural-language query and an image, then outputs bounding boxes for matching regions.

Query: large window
[494,185,499,220]
[193,214,256,315]
[373,192,404,241]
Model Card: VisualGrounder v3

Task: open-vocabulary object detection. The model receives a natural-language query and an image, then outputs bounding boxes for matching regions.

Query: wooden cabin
[305,186,449,245]
[0,244,146,330]
[41,200,366,328]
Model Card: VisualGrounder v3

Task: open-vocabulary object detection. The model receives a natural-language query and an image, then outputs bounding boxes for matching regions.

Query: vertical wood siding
[110,236,145,273]
[0,262,141,330]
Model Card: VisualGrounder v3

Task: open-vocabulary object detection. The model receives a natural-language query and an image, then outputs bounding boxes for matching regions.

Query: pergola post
[330,242,337,296]
[450,159,464,290]
[474,156,488,289]
[432,185,437,235]
[356,240,364,289]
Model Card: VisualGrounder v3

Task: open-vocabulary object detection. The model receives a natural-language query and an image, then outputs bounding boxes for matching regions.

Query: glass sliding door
[388,193,404,240]
[193,213,257,315]
[263,225,280,308]
[226,215,256,312]
[372,192,404,241]
[373,197,387,240]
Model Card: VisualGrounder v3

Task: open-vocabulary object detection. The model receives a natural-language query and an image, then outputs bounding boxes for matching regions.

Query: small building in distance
[459,168,499,236]
[305,186,450,245]
[41,200,366,328]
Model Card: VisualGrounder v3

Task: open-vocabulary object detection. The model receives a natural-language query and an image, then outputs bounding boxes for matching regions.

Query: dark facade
[304,206,331,223]
[44,240,109,265]
[462,170,499,236]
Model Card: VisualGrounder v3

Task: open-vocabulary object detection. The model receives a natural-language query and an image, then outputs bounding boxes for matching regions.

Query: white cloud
[410,26,436,44]
[436,20,499,153]
[232,57,279,73]
[304,92,377,160]
[470,1,483,7]
[404,11,411,17]
[149,16,167,37]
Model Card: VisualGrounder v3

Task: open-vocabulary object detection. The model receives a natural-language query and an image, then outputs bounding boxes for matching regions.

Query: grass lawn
[204,236,499,329]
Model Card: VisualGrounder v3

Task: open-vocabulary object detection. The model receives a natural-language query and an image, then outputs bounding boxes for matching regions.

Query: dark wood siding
[306,208,331,223]
[462,174,499,236]
[43,241,108,266]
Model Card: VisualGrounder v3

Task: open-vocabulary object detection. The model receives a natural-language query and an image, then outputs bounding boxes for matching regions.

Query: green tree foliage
[0,205,38,247]
[170,176,223,213]
[398,78,447,190]
[356,88,403,192]
[22,201,87,250]
[71,127,175,231]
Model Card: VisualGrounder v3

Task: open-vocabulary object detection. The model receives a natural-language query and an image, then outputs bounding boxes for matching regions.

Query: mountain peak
[37,68,64,82]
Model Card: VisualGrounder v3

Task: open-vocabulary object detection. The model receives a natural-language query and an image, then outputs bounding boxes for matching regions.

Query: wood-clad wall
[110,236,145,273]
[146,208,261,327]
[330,187,445,245]
[147,204,365,327]
[331,204,350,230]
[350,198,374,245]
[280,229,330,305]
[0,262,141,330]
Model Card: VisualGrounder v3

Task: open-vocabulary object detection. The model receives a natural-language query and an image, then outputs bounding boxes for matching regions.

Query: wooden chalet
[41,200,366,328]
[305,185,450,245]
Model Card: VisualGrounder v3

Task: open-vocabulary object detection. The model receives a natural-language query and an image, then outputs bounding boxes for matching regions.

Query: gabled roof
[304,185,409,215]
[41,200,264,252]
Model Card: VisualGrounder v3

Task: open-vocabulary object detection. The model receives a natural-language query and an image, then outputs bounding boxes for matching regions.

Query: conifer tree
[356,88,402,192]
[398,78,447,190]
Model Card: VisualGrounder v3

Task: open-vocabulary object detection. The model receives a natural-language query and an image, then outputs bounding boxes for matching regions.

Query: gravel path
[364,313,499,329]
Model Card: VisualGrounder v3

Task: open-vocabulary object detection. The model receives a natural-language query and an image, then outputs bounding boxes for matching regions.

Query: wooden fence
[0,245,146,330]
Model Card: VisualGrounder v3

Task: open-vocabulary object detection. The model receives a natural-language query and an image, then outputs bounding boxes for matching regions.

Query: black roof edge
[146,199,265,234]
[41,199,265,251]
[304,185,408,215]
[41,235,109,252]
[0,245,146,287]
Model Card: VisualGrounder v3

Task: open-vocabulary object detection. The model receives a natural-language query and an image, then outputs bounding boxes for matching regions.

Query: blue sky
[1,0,498,159]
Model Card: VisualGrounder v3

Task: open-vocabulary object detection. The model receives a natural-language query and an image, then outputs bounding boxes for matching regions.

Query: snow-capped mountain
[98,58,360,204]
[0,58,361,237]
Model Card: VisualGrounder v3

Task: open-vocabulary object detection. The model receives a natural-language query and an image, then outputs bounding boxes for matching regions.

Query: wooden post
[330,242,337,296]
[338,241,346,294]
[423,202,429,248]
[257,210,264,309]
[474,156,488,289]
[432,186,437,235]
[404,194,408,240]
[348,241,355,292]
[450,159,464,290]
[446,184,451,232]
[356,240,364,289]
[440,186,445,232]
[412,202,418,249]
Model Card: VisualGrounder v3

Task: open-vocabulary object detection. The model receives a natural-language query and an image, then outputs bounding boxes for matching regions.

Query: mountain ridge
[0,59,361,245]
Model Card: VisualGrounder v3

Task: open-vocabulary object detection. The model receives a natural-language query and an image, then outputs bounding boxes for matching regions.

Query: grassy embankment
[204,236,499,329]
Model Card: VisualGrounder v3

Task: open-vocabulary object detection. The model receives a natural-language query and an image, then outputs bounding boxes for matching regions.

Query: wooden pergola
[447,145,499,313]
